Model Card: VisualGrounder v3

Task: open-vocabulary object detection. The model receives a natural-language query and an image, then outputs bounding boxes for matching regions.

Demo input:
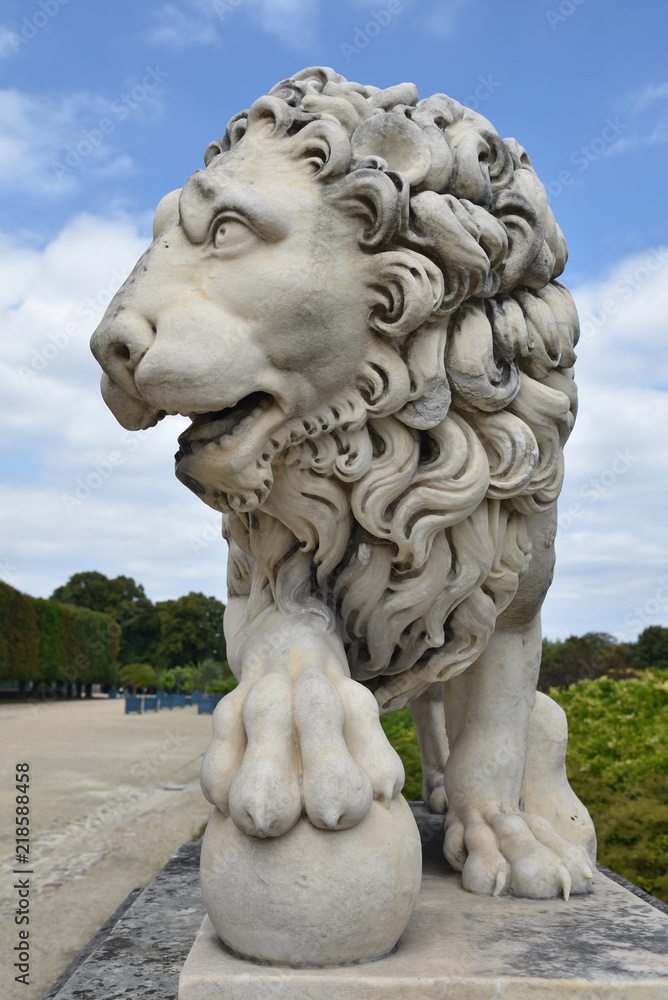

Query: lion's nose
[90,310,156,402]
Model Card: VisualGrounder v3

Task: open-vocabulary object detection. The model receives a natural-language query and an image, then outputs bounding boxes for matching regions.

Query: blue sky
[1,0,667,641]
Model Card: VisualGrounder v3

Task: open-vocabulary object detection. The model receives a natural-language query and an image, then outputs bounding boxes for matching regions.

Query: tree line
[0,571,227,697]
[3,568,666,698]
[539,626,668,690]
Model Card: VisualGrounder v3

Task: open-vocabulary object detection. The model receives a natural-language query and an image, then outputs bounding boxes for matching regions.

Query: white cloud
[0,79,166,195]
[421,0,469,37]
[608,81,668,155]
[619,80,668,117]
[147,0,318,50]
[542,247,668,640]
[146,2,219,47]
[0,89,105,194]
[248,0,318,48]
[607,121,668,156]
[0,213,229,605]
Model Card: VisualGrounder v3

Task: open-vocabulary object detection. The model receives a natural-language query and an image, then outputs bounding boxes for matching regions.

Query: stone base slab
[179,856,668,999]
[41,808,668,999]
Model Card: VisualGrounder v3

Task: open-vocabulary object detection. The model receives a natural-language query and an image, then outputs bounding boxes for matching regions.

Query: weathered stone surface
[90,65,598,964]
[180,858,668,999]
[200,796,422,965]
[39,888,142,1000]
[44,830,668,1000]
[47,841,205,1000]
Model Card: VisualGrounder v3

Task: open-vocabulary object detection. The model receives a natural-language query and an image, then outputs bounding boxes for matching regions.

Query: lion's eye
[213,217,255,251]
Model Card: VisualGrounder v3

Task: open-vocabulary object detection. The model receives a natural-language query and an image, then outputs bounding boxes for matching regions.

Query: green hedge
[34,597,65,681]
[0,581,118,685]
[0,582,39,680]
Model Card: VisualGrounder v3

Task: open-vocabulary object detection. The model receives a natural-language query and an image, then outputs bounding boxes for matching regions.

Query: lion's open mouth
[174,390,287,512]
[176,392,274,457]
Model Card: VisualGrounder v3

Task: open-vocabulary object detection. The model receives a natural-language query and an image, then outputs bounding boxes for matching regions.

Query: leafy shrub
[120,663,157,691]
[550,669,668,902]
[381,671,668,903]
[208,676,238,696]
[380,706,423,801]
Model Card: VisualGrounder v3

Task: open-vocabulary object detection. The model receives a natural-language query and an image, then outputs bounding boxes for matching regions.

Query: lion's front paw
[444,808,594,899]
[200,670,404,838]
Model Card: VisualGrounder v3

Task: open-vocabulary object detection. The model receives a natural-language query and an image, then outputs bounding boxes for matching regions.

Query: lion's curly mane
[212,67,578,712]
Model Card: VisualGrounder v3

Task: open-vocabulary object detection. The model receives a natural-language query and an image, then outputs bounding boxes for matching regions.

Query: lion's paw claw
[201,666,404,838]
[295,669,373,830]
[445,808,594,899]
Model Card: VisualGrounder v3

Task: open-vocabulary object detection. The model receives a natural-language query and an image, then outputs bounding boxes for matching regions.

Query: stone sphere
[200,795,422,967]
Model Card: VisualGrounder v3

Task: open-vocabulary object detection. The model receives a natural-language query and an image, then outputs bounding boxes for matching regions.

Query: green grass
[193,820,208,841]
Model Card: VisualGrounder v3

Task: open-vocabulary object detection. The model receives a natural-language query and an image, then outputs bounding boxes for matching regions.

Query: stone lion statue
[91,67,596,961]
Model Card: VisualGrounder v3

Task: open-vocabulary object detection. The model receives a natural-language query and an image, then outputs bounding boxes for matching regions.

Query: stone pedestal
[179,864,668,998]
[180,809,668,999]
[42,811,668,1000]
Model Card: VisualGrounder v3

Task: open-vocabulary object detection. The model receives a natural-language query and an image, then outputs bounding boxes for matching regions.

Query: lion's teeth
[220,435,234,449]
[233,416,253,435]
[204,441,218,452]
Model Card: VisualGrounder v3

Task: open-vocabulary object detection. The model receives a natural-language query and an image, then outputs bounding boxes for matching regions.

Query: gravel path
[0,698,215,1000]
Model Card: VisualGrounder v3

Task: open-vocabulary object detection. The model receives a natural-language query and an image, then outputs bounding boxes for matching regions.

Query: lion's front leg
[200,607,404,837]
[442,615,594,899]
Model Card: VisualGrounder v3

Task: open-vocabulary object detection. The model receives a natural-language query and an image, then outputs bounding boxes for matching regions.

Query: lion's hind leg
[521,690,597,862]
[441,615,595,899]
[409,683,449,814]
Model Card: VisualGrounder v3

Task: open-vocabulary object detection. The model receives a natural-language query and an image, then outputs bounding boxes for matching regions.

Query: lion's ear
[368,250,444,338]
[153,189,182,240]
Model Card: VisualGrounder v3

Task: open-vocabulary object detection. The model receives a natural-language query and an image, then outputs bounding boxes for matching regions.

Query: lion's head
[91,67,578,710]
